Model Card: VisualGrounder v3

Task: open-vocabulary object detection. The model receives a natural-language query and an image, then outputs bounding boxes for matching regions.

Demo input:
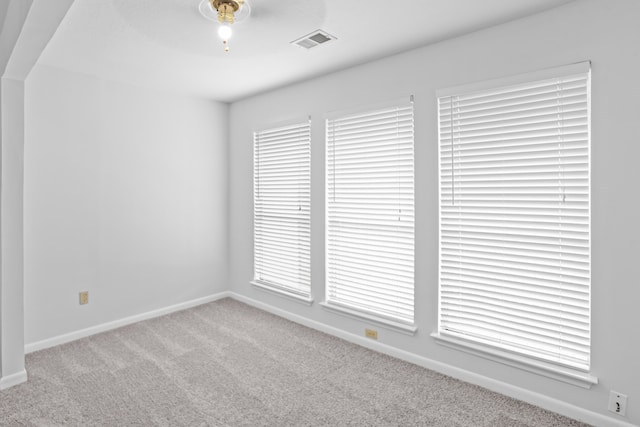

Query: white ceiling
[37,0,575,102]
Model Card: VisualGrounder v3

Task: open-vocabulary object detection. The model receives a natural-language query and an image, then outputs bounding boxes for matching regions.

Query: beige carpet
[0,298,589,426]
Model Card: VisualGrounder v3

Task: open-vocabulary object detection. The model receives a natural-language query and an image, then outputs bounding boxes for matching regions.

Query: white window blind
[437,62,591,371]
[254,120,311,298]
[326,98,415,325]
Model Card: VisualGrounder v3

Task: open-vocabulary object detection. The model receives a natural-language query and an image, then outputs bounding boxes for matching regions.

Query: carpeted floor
[0,298,590,426]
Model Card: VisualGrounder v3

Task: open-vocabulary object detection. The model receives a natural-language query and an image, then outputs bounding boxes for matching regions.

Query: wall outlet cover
[608,391,627,416]
[365,328,378,340]
[79,291,89,305]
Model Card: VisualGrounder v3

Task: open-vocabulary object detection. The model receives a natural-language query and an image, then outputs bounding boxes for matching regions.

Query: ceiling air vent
[292,30,336,49]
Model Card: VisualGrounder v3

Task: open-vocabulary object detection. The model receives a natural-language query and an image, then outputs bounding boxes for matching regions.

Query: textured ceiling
[36,0,576,102]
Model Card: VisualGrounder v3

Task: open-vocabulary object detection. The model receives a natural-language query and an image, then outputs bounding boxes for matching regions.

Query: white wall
[228,0,640,425]
[1,77,27,385]
[0,0,32,388]
[1,0,73,388]
[24,65,229,344]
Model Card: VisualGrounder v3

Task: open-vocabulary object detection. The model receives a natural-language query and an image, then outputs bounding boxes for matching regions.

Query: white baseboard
[0,369,28,390]
[24,291,231,354]
[228,292,636,427]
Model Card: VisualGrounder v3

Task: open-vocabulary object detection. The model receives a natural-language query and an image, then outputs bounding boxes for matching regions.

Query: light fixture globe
[218,23,232,40]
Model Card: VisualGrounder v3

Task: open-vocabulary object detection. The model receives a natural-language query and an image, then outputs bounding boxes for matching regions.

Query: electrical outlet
[608,391,627,416]
[365,328,378,340]
[79,291,89,305]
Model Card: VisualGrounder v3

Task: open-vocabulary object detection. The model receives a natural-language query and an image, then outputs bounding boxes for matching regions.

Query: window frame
[323,97,416,332]
[252,118,312,304]
[433,62,597,388]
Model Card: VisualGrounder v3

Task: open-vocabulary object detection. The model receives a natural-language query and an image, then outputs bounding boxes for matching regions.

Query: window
[325,98,415,328]
[253,120,311,301]
[436,63,591,374]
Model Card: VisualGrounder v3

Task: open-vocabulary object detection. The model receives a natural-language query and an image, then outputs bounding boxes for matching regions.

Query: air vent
[292,30,337,49]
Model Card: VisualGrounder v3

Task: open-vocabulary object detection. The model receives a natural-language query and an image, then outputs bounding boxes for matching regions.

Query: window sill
[320,302,417,336]
[431,332,598,389]
[250,281,314,306]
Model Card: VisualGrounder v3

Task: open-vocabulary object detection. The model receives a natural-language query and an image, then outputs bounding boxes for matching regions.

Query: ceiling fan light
[204,0,249,53]
[218,23,233,40]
